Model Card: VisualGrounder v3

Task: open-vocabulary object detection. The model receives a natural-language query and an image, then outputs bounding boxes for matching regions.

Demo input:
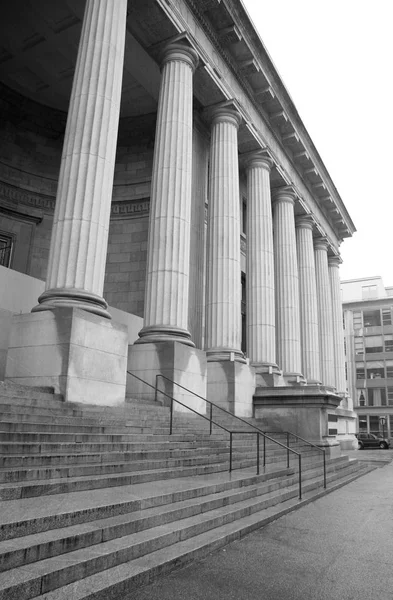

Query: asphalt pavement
[130,450,393,600]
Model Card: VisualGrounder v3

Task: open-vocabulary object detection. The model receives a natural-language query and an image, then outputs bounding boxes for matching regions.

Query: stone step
[0,409,170,428]
[0,430,229,443]
[0,458,266,500]
[0,439,232,455]
[0,461,370,600]
[0,469,297,572]
[0,451,347,501]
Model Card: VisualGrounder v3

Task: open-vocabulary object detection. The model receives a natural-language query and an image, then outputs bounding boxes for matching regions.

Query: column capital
[295,214,314,231]
[245,152,273,172]
[272,186,297,206]
[208,101,242,129]
[160,43,199,72]
[328,254,342,267]
[314,237,330,252]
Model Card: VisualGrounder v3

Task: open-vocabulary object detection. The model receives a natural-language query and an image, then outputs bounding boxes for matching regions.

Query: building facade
[0,0,356,450]
[343,277,393,438]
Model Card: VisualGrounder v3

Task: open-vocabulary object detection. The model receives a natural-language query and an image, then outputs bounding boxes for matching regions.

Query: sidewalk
[130,453,393,600]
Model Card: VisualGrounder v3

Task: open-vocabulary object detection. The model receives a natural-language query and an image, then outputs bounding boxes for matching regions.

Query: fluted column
[245,154,277,368]
[329,255,346,393]
[296,216,321,383]
[272,188,303,377]
[314,238,335,387]
[205,105,243,361]
[137,44,199,346]
[33,0,127,318]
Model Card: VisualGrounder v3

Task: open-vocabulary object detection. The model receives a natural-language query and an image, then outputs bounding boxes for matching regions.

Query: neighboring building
[0,0,356,451]
[343,277,393,437]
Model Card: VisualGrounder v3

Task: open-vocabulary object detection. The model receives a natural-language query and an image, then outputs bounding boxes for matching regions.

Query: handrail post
[323,450,326,489]
[210,403,213,435]
[155,374,160,404]
[229,432,233,472]
[298,454,302,500]
[257,433,260,475]
[169,398,174,435]
[286,431,290,468]
[263,434,266,467]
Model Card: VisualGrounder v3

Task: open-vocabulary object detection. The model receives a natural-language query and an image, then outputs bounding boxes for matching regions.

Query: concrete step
[0,461,372,600]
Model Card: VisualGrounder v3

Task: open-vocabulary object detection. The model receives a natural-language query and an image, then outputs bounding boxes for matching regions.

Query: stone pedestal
[127,342,207,414]
[253,385,342,453]
[207,361,255,418]
[5,309,128,405]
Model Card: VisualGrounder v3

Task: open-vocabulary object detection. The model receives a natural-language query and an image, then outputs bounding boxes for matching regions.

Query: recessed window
[241,199,247,236]
[382,309,392,326]
[0,233,13,268]
[364,335,383,354]
[384,334,393,353]
[363,310,381,327]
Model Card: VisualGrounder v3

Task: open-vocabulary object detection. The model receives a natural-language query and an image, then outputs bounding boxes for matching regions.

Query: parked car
[355,433,390,450]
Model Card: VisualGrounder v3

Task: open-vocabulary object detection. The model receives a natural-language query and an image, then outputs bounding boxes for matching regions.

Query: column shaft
[246,156,276,367]
[314,239,335,387]
[273,189,302,376]
[33,0,127,318]
[296,217,321,383]
[138,44,198,346]
[329,256,347,393]
[205,106,243,360]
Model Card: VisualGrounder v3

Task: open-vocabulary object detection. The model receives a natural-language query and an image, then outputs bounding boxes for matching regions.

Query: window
[358,391,366,407]
[384,334,393,353]
[362,285,378,300]
[356,366,365,380]
[364,335,383,354]
[366,361,385,379]
[353,311,363,330]
[0,233,13,268]
[367,388,385,407]
[241,273,246,355]
[386,361,393,378]
[363,310,381,327]
[358,415,368,432]
[241,200,247,236]
[388,387,393,406]
[354,337,364,355]
[382,309,392,326]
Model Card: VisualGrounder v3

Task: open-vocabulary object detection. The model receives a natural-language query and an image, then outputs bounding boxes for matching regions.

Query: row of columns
[32,1,346,394]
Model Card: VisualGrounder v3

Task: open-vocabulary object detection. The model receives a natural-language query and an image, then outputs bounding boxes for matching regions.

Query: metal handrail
[128,371,261,476]
[265,430,326,489]
[153,373,302,498]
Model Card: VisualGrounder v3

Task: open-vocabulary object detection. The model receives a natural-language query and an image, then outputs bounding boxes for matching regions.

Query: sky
[242,0,392,286]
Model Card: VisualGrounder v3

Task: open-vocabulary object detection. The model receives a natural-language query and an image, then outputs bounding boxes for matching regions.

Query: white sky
[242,0,393,286]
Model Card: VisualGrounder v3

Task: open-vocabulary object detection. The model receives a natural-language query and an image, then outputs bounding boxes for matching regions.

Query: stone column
[245,154,277,369]
[314,238,335,388]
[329,255,346,394]
[137,43,198,346]
[296,216,321,383]
[205,105,243,361]
[33,0,127,318]
[272,188,303,378]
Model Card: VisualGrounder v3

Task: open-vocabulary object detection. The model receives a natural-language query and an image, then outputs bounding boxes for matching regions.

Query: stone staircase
[0,382,373,600]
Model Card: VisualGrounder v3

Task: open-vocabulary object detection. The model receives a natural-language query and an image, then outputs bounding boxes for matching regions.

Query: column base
[206,348,246,363]
[283,372,307,385]
[135,325,195,347]
[207,360,256,418]
[5,308,128,405]
[32,288,111,319]
[127,342,206,414]
[253,385,342,444]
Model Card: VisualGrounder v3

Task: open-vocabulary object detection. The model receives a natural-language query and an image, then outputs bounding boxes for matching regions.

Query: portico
[0,0,356,447]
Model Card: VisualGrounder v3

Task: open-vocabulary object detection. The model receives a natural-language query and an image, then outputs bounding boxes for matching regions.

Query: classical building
[0,0,356,450]
[343,276,393,438]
